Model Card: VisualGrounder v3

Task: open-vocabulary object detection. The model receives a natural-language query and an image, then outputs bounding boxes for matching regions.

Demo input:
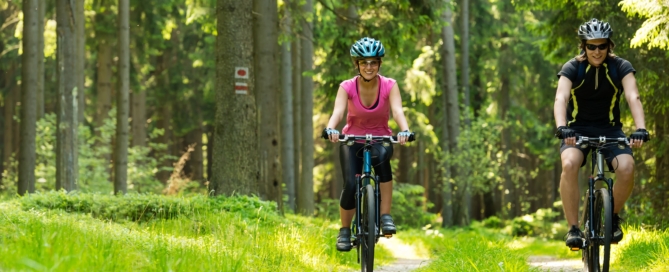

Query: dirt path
[374,234,431,271]
[528,255,583,272]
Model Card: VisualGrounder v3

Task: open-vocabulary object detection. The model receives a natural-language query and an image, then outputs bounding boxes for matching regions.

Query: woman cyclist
[324,37,412,252]
[554,18,650,249]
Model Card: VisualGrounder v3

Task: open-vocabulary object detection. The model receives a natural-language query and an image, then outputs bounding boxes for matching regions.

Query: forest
[2,0,669,230]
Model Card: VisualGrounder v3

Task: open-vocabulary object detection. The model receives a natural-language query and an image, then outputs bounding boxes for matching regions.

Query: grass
[398,227,536,272]
[2,192,668,271]
[0,192,391,271]
[611,226,669,271]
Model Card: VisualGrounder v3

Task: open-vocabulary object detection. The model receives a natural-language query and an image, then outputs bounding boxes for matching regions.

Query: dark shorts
[559,126,633,170]
[338,142,394,210]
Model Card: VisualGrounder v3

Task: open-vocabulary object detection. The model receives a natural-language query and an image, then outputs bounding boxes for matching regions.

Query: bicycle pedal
[384,234,392,238]
[569,247,581,252]
[611,241,618,245]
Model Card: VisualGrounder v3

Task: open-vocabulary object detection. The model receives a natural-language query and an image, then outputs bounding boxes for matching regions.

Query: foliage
[482,215,502,228]
[1,112,169,196]
[619,0,669,50]
[16,191,278,223]
[501,208,565,240]
[391,183,438,229]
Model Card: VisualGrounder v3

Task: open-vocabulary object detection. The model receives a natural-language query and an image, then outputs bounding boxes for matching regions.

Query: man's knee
[561,159,580,172]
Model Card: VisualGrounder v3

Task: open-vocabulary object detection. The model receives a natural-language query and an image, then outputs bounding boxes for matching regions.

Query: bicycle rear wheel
[359,184,376,272]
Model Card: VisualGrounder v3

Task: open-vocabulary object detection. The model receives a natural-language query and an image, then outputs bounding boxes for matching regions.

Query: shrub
[482,216,503,228]
[17,191,280,223]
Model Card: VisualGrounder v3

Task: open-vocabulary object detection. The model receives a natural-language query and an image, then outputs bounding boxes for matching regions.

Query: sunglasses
[585,43,609,51]
[357,60,380,68]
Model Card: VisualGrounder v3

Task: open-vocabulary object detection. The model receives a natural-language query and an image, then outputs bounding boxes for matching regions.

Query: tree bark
[291,32,302,212]
[37,0,45,119]
[131,90,147,147]
[2,69,18,188]
[253,0,281,204]
[76,0,85,123]
[298,0,315,216]
[211,0,259,196]
[19,0,39,195]
[56,0,79,191]
[652,110,668,223]
[280,1,296,212]
[114,0,130,195]
[440,0,459,227]
[95,32,114,130]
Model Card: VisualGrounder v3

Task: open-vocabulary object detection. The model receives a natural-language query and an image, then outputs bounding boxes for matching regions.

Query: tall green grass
[611,226,669,271]
[0,192,392,271]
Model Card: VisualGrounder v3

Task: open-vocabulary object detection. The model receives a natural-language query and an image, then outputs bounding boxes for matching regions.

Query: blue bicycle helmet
[350,37,385,59]
[578,18,613,40]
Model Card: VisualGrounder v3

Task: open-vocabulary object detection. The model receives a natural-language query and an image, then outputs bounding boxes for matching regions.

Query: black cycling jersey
[557,57,635,128]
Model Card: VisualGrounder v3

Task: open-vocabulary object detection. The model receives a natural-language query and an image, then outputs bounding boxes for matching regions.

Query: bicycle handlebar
[574,136,630,149]
[322,133,416,144]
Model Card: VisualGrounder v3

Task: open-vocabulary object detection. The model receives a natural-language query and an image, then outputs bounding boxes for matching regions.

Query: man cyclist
[323,37,411,252]
[553,18,650,248]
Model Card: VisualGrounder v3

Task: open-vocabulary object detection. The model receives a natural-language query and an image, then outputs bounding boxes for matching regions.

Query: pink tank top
[341,75,395,135]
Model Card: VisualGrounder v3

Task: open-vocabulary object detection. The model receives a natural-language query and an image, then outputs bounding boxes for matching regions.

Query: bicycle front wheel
[360,184,376,272]
[582,188,612,272]
[582,189,598,271]
[596,188,612,271]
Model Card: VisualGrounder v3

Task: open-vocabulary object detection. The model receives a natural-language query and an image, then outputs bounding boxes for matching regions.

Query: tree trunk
[19,0,39,195]
[131,90,147,146]
[459,0,472,224]
[56,0,79,191]
[2,75,18,187]
[652,110,668,224]
[254,0,281,204]
[114,0,129,195]
[298,0,315,215]
[461,0,470,125]
[291,32,302,212]
[280,1,296,212]
[440,0,459,227]
[499,48,514,219]
[37,0,45,119]
[76,0,85,123]
[211,0,259,196]
[95,32,114,130]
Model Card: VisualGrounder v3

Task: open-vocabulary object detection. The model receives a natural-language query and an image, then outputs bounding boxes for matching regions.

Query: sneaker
[564,225,584,249]
[612,214,624,243]
[380,214,396,235]
[336,228,352,252]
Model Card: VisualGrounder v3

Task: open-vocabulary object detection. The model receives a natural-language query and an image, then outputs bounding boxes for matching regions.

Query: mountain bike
[572,136,629,272]
[323,133,415,272]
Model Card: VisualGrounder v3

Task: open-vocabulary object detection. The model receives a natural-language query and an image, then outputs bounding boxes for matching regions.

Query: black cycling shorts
[559,126,633,171]
[339,142,394,210]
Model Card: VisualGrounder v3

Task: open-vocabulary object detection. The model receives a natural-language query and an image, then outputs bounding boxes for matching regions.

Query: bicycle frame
[355,141,381,243]
[585,140,614,247]
[577,136,627,272]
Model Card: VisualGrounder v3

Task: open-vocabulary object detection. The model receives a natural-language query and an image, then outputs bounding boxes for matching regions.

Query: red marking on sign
[235,82,248,94]
[235,67,249,79]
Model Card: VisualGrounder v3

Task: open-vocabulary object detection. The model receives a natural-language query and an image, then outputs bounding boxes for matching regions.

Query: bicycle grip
[392,133,416,142]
